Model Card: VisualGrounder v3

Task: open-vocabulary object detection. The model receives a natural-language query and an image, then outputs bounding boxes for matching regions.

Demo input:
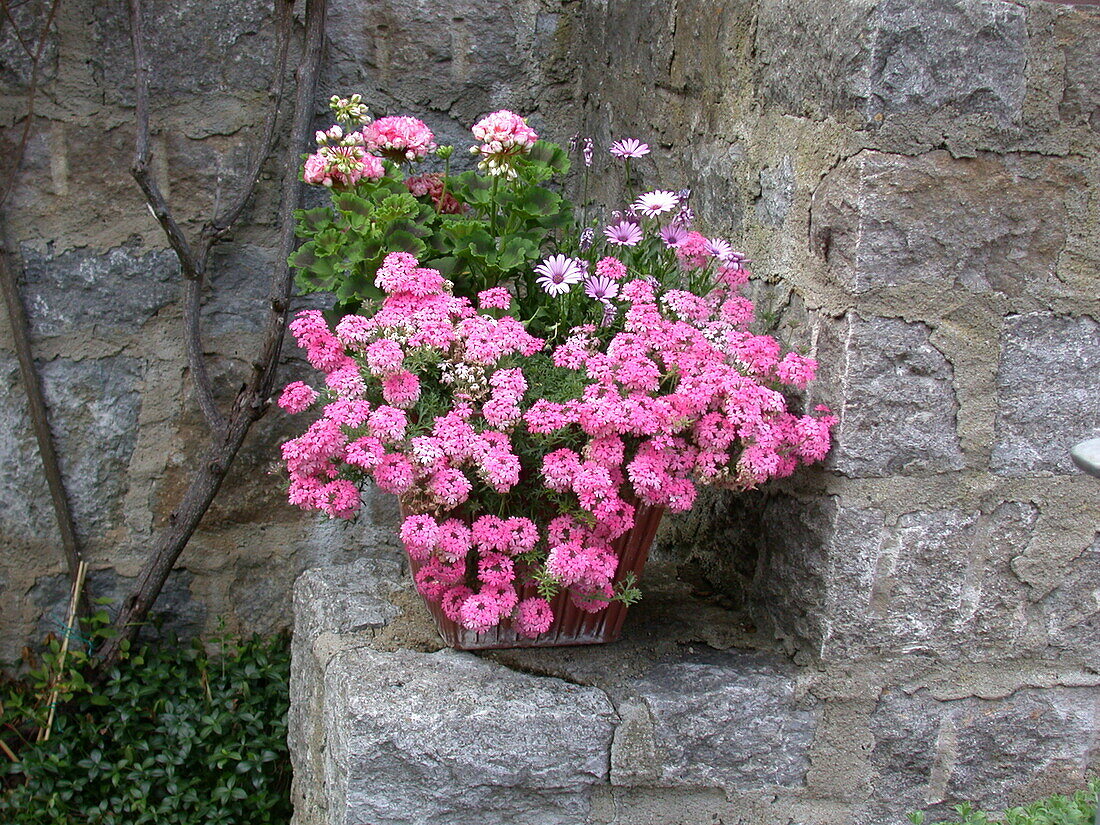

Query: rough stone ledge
[289,558,1100,825]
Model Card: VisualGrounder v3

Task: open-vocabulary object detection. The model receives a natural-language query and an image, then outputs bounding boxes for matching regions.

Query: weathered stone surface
[815,313,965,477]
[1055,8,1100,131]
[870,687,1100,817]
[755,0,877,122]
[1038,535,1100,655]
[30,567,204,641]
[330,647,616,825]
[868,0,1027,126]
[992,312,1100,475]
[293,556,404,643]
[755,155,794,227]
[20,243,179,337]
[37,355,144,547]
[822,501,1039,661]
[810,151,1078,296]
[0,356,53,541]
[633,648,819,790]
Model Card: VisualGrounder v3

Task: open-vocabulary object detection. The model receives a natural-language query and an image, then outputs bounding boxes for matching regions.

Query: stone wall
[0,0,577,659]
[568,0,1100,819]
[4,0,1099,820]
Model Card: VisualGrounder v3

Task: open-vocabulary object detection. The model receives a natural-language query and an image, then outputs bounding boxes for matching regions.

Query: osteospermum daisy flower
[534,255,585,296]
[706,237,735,261]
[659,222,690,248]
[604,221,643,247]
[584,275,619,302]
[632,190,680,217]
[609,138,650,159]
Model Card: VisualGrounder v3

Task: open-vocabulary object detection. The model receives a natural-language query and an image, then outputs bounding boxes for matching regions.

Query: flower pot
[403,502,665,650]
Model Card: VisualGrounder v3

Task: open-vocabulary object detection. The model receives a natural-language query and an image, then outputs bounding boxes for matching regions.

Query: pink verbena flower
[595,256,627,281]
[278,382,318,414]
[382,370,421,407]
[441,585,474,622]
[514,597,554,637]
[477,552,515,586]
[400,514,440,562]
[477,287,512,310]
[362,116,436,162]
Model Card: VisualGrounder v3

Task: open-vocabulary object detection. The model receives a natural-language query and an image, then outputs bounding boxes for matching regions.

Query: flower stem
[490,175,500,235]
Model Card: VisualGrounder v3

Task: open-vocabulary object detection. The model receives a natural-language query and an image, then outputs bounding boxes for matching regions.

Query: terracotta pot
[401,502,665,650]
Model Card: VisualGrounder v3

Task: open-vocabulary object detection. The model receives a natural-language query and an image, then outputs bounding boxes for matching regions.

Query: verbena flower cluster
[282,98,835,639]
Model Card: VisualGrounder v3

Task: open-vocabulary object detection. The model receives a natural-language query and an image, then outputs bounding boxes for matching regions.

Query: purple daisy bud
[569,133,580,153]
[579,227,595,251]
[583,138,593,168]
[600,302,617,327]
[677,187,692,202]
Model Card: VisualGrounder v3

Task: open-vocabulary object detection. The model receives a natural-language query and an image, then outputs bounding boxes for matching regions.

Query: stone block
[632,648,819,790]
[740,495,1042,662]
[870,687,1100,818]
[20,243,178,337]
[330,647,617,825]
[810,150,1079,297]
[992,312,1100,476]
[815,313,965,477]
[755,0,877,121]
[868,0,1027,126]
[1037,535,1100,655]
[0,355,143,548]
[1056,9,1100,131]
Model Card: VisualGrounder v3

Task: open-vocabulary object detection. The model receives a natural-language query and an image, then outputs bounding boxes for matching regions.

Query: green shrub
[0,622,292,825]
[909,778,1098,825]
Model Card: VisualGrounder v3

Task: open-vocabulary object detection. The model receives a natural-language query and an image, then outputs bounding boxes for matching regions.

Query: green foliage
[908,779,1098,825]
[0,623,291,825]
[292,143,577,316]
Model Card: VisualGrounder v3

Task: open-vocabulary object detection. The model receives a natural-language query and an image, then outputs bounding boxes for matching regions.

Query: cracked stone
[992,312,1100,476]
[328,647,616,825]
[814,313,965,478]
[870,687,1100,819]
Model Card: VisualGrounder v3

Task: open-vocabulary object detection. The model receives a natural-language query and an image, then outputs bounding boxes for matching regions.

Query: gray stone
[0,356,53,541]
[754,0,877,122]
[330,647,616,825]
[822,501,1039,661]
[30,566,205,643]
[634,648,819,790]
[809,151,1076,297]
[992,312,1100,476]
[0,355,143,547]
[1038,536,1100,655]
[755,155,794,227]
[202,243,275,334]
[870,687,1100,817]
[20,242,179,336]
[868,0,1027,126]
[816,313,965,477]
[293,556,404,643]
[1057,10,1100,131]
[38,355,144,547]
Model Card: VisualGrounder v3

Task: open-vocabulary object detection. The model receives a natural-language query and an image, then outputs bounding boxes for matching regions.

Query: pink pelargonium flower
[470,110,538,178]
[362,116,437,162]
[303,146,384,188]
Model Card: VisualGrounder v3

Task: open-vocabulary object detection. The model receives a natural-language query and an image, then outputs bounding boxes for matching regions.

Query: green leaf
[525,139,571,174]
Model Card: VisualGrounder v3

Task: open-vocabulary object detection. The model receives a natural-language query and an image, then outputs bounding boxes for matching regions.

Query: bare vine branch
[0,0,85,606]
[93,0,326,667]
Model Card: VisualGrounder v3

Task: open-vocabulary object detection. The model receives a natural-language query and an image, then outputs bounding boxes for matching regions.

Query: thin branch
[94,0,327,668]
[0,243,85,588]
[126,0,197,279]
[0,0,60,210]
[126,0,222,430]
[195,0,293,264]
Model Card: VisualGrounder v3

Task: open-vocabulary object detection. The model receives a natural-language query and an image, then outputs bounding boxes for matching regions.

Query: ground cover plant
[0,618,291,825]
[909,778,1099,825]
